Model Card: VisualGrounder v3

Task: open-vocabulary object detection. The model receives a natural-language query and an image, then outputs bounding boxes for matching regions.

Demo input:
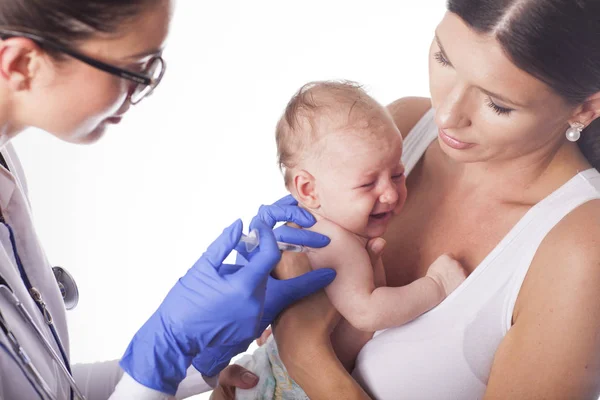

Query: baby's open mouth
[370,211,390,220]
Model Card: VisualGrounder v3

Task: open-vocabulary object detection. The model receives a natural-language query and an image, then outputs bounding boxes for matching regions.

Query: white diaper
[235,335,309,400]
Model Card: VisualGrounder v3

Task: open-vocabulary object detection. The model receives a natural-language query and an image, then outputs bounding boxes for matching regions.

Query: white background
[12,1,445,398]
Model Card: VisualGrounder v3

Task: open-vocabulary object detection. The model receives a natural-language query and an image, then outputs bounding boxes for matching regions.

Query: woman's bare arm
[330,317,373,372]
[274,291,371,400]
[485,200,600,399]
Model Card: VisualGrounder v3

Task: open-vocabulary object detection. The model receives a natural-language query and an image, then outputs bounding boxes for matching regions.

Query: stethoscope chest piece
[52,266,79,310]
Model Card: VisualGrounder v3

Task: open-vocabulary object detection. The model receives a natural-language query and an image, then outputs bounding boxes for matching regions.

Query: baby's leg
[234,335,311,399]
[234,339,276,400]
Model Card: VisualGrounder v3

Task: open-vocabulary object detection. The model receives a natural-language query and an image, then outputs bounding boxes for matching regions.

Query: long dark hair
[0,0,159,49]
[447,0,600,169]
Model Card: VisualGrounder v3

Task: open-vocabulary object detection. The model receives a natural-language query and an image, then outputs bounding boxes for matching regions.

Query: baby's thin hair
[276,80,382,185]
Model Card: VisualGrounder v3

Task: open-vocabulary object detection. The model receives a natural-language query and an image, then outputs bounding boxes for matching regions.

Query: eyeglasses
[0,29,166,104]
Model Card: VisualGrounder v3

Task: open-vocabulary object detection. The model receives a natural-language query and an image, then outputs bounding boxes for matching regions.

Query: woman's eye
[434,51,451,67]
[485,97,513,116]
[392,173,405,181]
[360,182,375,188]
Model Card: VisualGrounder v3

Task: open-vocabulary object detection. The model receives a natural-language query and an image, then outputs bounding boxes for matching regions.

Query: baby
[234,81,466,400]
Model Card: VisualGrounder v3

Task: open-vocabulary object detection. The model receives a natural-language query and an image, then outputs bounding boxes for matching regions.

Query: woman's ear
[291,170,320,209]
[0,37,44,91]
[572,92,600,127]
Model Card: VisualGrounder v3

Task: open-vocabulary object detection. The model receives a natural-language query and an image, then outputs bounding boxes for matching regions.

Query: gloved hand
[119,198,334,395]
[233,195,333,335]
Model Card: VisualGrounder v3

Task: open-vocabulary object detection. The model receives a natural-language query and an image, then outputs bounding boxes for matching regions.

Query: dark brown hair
[0,0,159,49]
[447,0,600,169]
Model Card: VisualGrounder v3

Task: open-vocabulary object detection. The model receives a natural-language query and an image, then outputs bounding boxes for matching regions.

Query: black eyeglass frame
[0,29,165,104]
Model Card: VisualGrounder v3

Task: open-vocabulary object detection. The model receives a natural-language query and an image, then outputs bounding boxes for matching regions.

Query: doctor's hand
[119,198,335,396]
[210,237,385,400]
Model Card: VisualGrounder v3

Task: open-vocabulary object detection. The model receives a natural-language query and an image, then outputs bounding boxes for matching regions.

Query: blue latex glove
[233,195,331,333]
[119,199,334,395]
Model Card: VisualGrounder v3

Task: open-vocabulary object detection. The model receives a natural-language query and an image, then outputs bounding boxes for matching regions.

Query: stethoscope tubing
[0,285,86,399]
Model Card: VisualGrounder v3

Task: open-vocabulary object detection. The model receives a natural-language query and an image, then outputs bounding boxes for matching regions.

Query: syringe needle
[238,230,307,253]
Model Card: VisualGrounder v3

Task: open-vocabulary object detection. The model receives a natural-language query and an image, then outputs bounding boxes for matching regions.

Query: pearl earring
[566,122,585,142]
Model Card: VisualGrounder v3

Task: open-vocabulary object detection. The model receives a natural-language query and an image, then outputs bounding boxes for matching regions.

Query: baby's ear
[292,170,320,209]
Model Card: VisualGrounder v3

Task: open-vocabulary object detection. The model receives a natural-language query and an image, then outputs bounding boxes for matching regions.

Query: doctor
[0,0,337,399]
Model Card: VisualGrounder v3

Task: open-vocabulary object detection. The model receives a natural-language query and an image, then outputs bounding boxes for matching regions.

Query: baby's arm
[331,241,387,371]
[308,219,465,332]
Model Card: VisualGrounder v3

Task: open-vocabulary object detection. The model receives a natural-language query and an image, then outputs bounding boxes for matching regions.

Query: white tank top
[352,108,600,399]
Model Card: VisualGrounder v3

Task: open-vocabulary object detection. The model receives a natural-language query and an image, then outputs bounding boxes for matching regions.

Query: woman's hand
[209,365,259,400]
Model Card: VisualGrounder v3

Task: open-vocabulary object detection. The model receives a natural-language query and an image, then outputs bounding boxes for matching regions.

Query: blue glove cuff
[192,342,251,377]
[119,316,193,395]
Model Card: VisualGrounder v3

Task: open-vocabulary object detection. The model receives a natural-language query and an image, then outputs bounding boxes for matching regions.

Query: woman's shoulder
[490,198,600,399]
[535,197,600,274]
[386,97,432,139]
[515,198,600,321]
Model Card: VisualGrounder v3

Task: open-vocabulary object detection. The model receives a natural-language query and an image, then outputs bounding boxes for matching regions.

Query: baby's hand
[256,326,272,346]
[426,254,467,299]
[368,237,387,288]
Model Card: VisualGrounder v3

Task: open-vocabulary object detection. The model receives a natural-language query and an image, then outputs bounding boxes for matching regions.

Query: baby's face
[310,120,407,238]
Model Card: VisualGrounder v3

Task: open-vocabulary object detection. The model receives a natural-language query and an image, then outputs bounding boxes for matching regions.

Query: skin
[216,10,600,400]
[0,0,172,145]
[291,109,407,239]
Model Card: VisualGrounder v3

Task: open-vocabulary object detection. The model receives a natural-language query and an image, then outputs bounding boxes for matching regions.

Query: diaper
[234,335,309,400]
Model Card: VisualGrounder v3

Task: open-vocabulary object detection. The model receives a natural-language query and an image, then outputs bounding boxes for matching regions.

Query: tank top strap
[401,108,437,175]
[502,168,600,331]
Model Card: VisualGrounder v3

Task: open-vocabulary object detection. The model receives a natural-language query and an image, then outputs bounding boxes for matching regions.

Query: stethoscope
[0,152,84,400]
[0,151,87,400]
[0,221,84,400]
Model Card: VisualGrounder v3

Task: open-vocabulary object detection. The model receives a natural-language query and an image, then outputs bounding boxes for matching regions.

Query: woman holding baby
[216,0,600,399]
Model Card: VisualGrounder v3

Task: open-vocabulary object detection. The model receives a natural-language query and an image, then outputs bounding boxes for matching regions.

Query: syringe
[239,229,307,253]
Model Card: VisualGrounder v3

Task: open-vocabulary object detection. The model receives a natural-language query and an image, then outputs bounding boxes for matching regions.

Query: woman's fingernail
[242,371,258,385]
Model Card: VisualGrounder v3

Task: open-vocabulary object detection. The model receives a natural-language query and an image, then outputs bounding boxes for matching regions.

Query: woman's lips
[438,129,475,150]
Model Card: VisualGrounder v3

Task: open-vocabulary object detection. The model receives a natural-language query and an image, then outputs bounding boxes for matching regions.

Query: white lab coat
[0,143,212,400]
